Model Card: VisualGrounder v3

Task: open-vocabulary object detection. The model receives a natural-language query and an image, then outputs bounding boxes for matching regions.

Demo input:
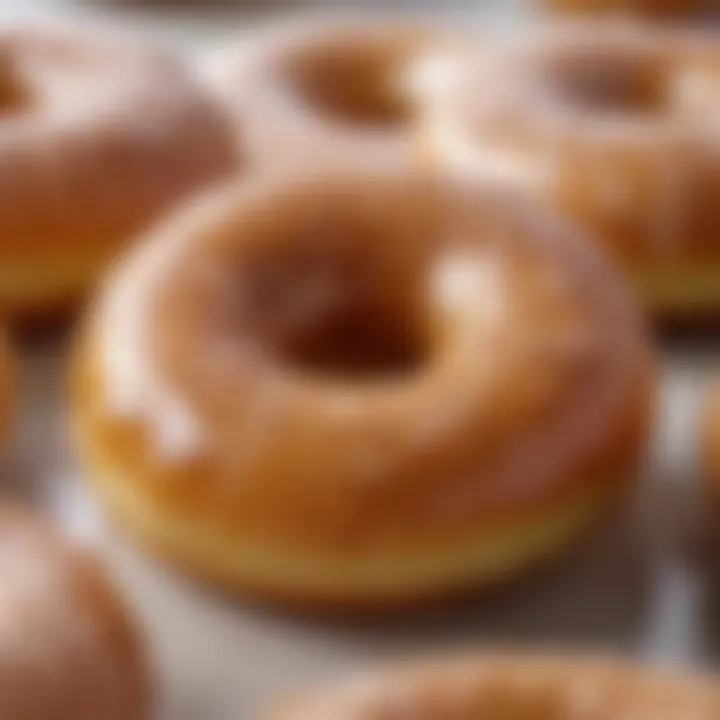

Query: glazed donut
[415,21,720,316]
[0,25,237,316]
[0,504,150,719]
[264,654,720,719]
[72,166,654,606]
[209,22,462,170]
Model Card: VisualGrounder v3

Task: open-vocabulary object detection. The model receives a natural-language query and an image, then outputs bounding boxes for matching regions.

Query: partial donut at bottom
[264,654,719,720]
[0,505,151,720]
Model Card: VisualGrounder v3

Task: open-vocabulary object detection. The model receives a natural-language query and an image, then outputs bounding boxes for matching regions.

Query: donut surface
[73,167,654,606]
[0,25,237,315]
[417,21,720,316]
[210,22,462,170]
[0,505,150,719]
[264,654,720,719]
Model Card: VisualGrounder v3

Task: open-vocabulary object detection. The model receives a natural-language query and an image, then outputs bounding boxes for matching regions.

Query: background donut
[0,25,238,317]
[208,21,466,172]
[0,504,151,720]
[416,21,720,317]
[264,654,720,719]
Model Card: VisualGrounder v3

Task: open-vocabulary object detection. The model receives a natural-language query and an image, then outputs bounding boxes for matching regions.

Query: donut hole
[545,47,669,116]
[281,297,427,380]
[282,44,413,130]
[231,243,429,381]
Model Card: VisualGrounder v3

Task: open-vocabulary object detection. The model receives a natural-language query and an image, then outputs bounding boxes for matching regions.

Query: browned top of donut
[0,25,237,254]
[0,504,151,719]
[265,654,720,719]
[78,166,653,553]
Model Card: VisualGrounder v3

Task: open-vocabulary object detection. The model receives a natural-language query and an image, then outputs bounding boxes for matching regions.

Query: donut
[263,654,720,719]
[208,22,462,170]
[0,25,237,316]
[72,166,655,606]
[0,504,150,719]
[415,21,720,317]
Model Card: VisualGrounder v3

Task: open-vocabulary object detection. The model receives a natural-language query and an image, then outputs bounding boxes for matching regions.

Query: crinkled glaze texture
[212,22,462,169]
[75,167,653,569]
[0,25,237,309]
[423,21,720,267]
[265,655,720,719]
[0,506,151,720]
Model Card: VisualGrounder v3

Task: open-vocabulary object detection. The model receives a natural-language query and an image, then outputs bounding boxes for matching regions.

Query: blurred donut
[0,505,151,719]
[73,166,654,607]
[264,654,719,719]
[208,21,463,171]
[0,25,237,316]
[416,21,720,317]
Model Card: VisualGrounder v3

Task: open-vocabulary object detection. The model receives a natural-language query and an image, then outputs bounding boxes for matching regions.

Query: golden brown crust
[0,504,151,720]
[264,654,720,719]
[73,166,655,605]
[0,25,238,315]
[71,480,628,614]
[210,21,464,170]
[419,21,720,314]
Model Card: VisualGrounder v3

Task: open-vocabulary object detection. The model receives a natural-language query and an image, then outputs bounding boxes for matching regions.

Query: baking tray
[2,2,720,718]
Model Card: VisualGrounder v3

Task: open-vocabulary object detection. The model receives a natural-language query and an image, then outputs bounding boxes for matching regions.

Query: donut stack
[0,7,715,720]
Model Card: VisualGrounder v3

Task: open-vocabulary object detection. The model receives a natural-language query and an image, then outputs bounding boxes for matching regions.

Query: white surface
[0,2,719,718]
